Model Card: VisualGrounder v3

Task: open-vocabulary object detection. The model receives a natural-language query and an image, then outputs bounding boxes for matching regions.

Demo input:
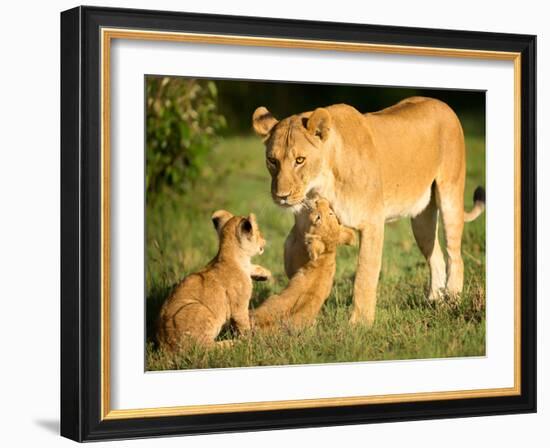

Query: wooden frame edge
[102,387,520,420]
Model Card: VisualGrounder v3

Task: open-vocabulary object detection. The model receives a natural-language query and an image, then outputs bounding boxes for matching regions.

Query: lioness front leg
[283,224,309,279]
[350,220,385,326]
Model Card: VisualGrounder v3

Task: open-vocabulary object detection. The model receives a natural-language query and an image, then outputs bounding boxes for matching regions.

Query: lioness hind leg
[411,189,446,301]
[435,182,465,296]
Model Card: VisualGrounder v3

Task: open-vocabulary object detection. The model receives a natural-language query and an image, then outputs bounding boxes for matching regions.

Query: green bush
[146,77,226,198]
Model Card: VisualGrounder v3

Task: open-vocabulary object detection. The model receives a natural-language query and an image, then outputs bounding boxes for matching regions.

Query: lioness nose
[275,192,290,201]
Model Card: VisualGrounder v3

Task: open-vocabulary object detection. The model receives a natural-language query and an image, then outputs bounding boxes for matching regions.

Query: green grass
[146,129,486,371]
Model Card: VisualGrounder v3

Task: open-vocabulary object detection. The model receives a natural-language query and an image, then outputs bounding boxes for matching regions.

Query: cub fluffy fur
[251,198,355,330]
[156,210,270,351]
[253,97,486,326]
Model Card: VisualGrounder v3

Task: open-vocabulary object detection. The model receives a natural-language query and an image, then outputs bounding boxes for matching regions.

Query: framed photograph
[60,6,536,442]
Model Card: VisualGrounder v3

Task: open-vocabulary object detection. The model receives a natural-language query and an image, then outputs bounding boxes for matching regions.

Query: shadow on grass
[146,284,174,346]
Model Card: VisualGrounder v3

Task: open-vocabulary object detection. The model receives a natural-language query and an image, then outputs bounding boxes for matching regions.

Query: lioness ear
[211,209,233,236]
[247,213,258,229]
[338,227,356,246]
[307,108,331,141]
[252,106,278,138]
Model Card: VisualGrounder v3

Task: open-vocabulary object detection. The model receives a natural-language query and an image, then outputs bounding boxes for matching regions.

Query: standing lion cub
[156,210,270,351]
[251,198,355,330]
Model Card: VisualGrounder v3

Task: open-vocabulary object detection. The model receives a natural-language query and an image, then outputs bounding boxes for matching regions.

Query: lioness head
[304,198,355,259]
[252,106,332,210]
[211,210,266,257]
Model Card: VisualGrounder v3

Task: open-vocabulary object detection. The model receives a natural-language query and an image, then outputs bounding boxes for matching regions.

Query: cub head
[304,198,355,260]
[211,210,266,257]
[252,106,332,210]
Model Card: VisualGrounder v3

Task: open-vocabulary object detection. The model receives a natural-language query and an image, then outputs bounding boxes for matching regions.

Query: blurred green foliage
[146,77,226,199]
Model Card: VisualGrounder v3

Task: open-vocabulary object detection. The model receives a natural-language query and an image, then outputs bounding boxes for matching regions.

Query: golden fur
[156,210,270,351]
[253,97,485,326]
[251,198,355,330]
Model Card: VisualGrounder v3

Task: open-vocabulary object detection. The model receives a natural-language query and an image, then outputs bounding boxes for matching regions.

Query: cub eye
[295,156,305,165]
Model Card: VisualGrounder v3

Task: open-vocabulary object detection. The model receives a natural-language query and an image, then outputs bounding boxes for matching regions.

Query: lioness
[252,97,485,326]
[156,210,270,351]
[251,197,355,330]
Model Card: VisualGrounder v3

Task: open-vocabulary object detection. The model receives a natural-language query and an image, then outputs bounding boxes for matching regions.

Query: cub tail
[464,186,486,223]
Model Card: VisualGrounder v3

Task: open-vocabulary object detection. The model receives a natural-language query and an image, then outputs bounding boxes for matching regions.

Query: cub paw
[251,265,272,282]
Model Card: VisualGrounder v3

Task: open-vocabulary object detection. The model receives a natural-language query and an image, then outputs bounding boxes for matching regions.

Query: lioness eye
[295,156,305,165]
[267,157,277,166]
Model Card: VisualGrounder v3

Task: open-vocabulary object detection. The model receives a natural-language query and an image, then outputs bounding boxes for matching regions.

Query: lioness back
[361,97,465,220]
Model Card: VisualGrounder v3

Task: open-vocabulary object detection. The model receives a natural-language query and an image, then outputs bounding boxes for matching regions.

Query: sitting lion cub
[251,198,355,330]
[157,210,270,351]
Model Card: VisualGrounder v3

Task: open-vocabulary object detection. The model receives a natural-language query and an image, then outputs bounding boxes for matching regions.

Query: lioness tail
[464,186,485,223]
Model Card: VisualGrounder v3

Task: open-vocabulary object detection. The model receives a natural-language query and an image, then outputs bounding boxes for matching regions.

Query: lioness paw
[349,309,375,327]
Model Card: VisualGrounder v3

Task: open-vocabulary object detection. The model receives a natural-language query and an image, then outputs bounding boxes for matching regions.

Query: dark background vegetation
[215,79,485,135]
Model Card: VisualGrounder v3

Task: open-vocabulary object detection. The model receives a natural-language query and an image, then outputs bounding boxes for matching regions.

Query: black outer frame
[60,5,536,442]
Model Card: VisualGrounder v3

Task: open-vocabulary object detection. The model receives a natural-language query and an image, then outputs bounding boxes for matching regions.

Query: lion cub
[251,198,355,330]
[156,210,270,351]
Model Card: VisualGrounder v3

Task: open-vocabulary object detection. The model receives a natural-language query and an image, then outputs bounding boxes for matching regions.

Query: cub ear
[237,217,254,240]
[252,106,278,138]
[307,108,331,141]
[211,209,233,236]
[338,227,356,246]
[305,233,325,260]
